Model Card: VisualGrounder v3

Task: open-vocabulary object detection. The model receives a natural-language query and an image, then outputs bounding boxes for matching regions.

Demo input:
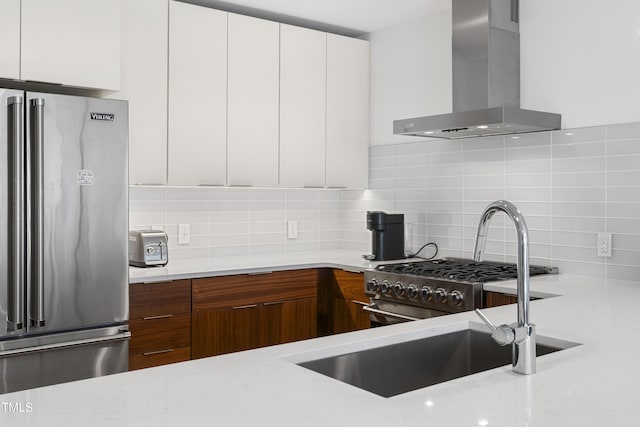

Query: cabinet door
[330,298,369,334]
[192,305,261,359]
[168,2,227,185]
[261,298,317,347]
[21,0,120,90]
[279,24,326,188]
[109,0,168,185]
[326,34,369,188]
[0,0,20,80]
[227,13,279,186]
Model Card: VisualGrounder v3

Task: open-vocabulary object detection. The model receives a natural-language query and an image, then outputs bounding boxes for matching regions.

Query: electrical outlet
[597,232,612,257]
[287,221,298,239]
[178,224,191,245]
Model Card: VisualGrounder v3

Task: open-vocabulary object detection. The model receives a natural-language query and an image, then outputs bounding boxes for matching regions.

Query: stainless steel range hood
[394,0,561,139]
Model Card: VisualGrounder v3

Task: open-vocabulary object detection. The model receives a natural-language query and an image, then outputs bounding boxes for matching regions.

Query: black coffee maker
[366,211,405,261]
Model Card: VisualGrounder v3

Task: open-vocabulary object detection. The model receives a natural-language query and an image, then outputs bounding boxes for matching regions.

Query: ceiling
[180,0,451,37]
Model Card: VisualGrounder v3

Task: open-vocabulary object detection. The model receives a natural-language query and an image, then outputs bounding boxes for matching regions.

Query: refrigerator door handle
[0,330,131,358]
[28,98,46,327]
[7,95,25,332]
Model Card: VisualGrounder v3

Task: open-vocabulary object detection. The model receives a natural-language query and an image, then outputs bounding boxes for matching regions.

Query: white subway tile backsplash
[552,157,606,173]
[551,126,606,144]
[551,141,605,159]
[129,121,640,280]
[607,171,640,187]
[606,122,640,141]
[394,141,426,155]
[394,154,427,167]
[605,265,640,281]
[505,145,550,161]
[607,218,640,235]
[606,155,640,171]
[505,159,551,175]
[601,139,640,156]
[552,172,605,188]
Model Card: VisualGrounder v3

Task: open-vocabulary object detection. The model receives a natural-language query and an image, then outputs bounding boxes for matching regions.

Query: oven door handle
[362,305,421,322]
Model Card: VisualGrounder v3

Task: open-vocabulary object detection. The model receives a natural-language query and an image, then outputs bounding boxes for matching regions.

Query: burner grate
[376,258,551,283]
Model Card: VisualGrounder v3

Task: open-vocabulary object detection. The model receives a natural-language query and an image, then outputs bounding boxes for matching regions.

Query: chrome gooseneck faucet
[473,200,536,375]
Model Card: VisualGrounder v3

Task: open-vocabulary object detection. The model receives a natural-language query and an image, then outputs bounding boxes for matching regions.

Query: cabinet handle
[232,304,258,310]
[351,300,368,307]
[143,349,174,356]
[141,280,174,285]
[263,301,285,307]
[341,268,363,274]
[247,271,273,276]
[142,314,174,320]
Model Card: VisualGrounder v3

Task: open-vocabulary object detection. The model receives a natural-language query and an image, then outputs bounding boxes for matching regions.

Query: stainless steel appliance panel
[0,326,130,394]
[0,89,26,339]
[25,92,128,334]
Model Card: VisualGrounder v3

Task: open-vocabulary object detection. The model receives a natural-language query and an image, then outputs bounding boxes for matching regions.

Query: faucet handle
[474,309,515,346]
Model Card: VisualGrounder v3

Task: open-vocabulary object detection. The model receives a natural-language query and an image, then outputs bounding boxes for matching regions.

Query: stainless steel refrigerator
[0,89,130,394]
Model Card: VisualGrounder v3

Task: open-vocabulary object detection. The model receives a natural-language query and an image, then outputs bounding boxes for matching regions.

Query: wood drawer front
[129,347,191,371]
[192,269,317,311]
[332,269,366,302]
[130,280,191,319]
[129,313,191,353]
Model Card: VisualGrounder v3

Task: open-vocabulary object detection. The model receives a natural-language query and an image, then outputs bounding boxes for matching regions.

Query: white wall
[520,0,640,128]
[369,0,640,145]
[369,8,451,146]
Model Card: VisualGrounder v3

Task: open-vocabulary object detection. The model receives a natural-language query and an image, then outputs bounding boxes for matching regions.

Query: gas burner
[375,258,553,283]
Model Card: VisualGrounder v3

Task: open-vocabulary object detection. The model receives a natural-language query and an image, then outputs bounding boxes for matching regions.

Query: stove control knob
[420,286,433,301]
[406,284,418,299]
[450,290,464,306]
[366,279,379,293]
[393,282,405,297]
[435,288,448,304]
[380,280,391,295]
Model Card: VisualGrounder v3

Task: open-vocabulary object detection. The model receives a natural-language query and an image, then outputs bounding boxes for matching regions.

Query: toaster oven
[128,230,168,267]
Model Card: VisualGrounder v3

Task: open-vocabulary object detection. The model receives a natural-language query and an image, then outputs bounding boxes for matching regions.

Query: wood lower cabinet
[128,279,192,370]
[483,291,538,308]
[192,270,317,359]
[318,269,369,336]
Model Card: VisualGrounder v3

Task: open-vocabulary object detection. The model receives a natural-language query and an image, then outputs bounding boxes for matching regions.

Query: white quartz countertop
[5,263,640,425]
[129,250,402,283]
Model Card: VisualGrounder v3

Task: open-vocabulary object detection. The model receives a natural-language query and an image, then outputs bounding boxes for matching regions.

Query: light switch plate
[178,224,191,245]
[287,221,298,239]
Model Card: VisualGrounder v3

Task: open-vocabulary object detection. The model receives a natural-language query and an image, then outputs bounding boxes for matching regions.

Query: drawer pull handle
[351,300,368,307]
[263,301,285,306]
[247,271,273,276]
[232,304,258,310]
[143,349,174,356]
[142,314,174,320]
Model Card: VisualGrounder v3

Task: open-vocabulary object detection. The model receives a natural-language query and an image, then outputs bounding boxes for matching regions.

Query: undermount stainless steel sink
[295,324,580,398]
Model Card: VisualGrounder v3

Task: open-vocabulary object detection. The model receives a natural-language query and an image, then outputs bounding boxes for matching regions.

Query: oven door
[363,300,449,327]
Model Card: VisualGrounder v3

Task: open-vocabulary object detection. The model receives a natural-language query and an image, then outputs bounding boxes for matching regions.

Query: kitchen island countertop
[4,263,640,425]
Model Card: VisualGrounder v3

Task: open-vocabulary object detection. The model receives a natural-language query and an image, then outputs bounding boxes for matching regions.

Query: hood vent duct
[393,0,561,139]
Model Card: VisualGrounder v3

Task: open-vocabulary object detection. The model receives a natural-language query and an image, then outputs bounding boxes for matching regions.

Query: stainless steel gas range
[363,258,555,326]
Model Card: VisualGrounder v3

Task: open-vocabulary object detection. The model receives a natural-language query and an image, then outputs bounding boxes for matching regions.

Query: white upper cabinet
[0,0,20,80]
[111,0,168,185]
[168,1,227,186]
[227,14,280,187]
[326,34,370,189]
[279,24,327,188]
[21,0,120,90]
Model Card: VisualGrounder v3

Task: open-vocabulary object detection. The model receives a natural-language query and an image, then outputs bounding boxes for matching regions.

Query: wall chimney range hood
[393,0,561,139]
